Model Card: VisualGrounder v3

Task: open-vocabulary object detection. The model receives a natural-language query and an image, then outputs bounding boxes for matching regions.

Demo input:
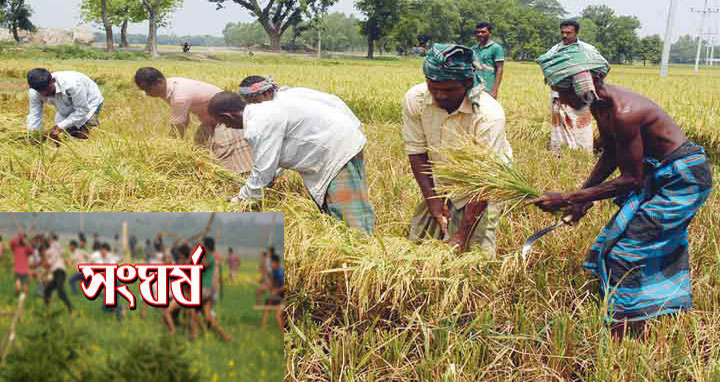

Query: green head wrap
[423,43,480,85]
[537,42,610,105]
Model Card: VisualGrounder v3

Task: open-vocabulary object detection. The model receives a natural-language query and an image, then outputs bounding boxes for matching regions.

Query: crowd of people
[3,228,285,337]
[21,18,713,340]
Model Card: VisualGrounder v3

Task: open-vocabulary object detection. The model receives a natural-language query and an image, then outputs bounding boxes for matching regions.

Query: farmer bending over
[404,43,513,254]
[133,67,253,174]
[530,44,713,339]
[208,91,376,234]
[26,68,104,142]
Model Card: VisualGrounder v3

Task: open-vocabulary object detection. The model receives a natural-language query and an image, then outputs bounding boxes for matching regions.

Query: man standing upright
[26,68,104,142]
[544,20,599,153]
[471,22,505,99]
[403,43,513,255]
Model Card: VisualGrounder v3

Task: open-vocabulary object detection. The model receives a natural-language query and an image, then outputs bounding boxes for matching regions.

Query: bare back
[592,84,687,161]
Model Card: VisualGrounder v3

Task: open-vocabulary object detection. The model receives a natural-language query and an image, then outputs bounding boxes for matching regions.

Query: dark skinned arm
[532,114,645,213]
[409,153,449,234]
[490,61,504,99]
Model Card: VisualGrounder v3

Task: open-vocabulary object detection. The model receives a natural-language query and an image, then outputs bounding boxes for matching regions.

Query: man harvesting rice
[133,67,253,174]
[531,44,713,338]
[207,91,375,234]
[238,75,361,127]
[26,68,104,142]
[403,43,513,255]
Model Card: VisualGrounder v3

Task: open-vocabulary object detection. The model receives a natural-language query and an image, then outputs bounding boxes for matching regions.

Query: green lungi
[322,152,376,235]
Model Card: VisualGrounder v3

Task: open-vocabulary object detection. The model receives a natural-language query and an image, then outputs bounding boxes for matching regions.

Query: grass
[0,254,283,381]
[1,47,719,380]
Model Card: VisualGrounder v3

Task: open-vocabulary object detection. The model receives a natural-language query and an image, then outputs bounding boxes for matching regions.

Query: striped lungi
[321,151,376,235]
[584,141,712,322]
[195,123,254,174]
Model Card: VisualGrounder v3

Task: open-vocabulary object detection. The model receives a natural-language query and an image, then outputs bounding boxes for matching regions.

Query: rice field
[1,50,720,380]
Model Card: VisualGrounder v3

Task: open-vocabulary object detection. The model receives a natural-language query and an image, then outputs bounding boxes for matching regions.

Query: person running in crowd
[262,254,285,330]
[227,247,240,282]
[42,237,73,313]
[10,231,33,296]
[92,233,101,251]
[144,239,153,262]
[129,234,138,260]
[68,240,90,295]
[91,243,123,320]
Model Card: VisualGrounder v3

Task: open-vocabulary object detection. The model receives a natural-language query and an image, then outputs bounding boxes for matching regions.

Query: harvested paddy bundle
[431,137,540,205]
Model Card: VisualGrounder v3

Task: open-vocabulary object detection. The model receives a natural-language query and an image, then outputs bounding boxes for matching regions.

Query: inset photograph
[0,212,283,381]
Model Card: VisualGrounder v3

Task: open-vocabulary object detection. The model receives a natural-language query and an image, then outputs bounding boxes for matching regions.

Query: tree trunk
[11,24,19,43]
[147,10,159,57]
[367,36,374,59]
[269,32,281,51]
[101,0,114,51]
[121,19,129,48]
[104,26,114,51]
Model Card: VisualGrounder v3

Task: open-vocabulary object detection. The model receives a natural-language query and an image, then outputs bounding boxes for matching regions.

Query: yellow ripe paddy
[1,51,720,380]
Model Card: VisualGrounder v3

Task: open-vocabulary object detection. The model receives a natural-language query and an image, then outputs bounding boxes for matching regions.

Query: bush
[1,309,100,382]
[106,335,204,382]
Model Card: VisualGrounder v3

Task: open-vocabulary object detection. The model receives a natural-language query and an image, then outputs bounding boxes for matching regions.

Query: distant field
[1,48,719,380]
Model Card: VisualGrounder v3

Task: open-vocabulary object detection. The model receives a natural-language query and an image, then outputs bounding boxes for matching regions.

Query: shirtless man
[531,47,713,339]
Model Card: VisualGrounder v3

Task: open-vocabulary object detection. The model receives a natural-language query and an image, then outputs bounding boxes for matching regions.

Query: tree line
[0,0,717,65]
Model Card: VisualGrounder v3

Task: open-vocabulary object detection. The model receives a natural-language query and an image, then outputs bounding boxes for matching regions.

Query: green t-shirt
[471,41,505,92]
[202,252,215,287]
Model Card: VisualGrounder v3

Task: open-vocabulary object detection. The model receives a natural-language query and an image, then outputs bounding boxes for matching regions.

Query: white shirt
[46,242,66,272]
[90,250,119,264]
[71,248,90,269]
[403,83,513,208]
[237,94,366,205]
[276,87,361,128]
[27,71,104,131]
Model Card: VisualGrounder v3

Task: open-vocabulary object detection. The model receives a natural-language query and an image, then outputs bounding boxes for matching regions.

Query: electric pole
[661,0,678,77]
[692,0,720,72]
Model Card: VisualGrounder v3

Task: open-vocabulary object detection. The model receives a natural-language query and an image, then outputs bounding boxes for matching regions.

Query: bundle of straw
[430,137,540,205]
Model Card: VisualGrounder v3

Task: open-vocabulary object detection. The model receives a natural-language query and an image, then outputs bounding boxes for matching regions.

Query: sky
[26,0,720,41]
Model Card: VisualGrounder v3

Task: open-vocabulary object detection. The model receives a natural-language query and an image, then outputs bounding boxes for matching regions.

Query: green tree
[296,12,365,52]
[140,0,182,57]
[80,0,145,48]
[637,34,662,66]
[521,0,565,17]
[223,21,267,47]
[209,0,337,51]
[0,0,35,42]
[580,5,640,64]
[670,34,700,64]
[356,0,404,58]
